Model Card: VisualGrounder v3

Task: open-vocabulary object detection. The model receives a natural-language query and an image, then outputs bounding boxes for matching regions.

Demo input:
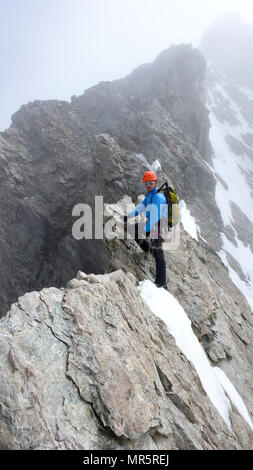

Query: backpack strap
[151,182,173,202]
[150,183,166,203]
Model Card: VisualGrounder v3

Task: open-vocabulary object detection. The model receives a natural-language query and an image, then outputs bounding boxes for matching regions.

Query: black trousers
[132,223,166,285]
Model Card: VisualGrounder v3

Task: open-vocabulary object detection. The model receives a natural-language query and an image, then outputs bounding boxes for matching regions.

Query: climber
[124,170,167,288]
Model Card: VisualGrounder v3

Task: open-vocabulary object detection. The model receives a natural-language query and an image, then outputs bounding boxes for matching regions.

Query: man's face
[144,181,156,194]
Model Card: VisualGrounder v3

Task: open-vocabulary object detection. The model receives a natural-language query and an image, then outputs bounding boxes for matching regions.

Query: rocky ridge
[1,43,253,449]
[0,265,252,450]
[0,44,222,317]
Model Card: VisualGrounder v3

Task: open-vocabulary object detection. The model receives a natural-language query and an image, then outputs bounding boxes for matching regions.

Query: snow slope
[140,280,253,433]
[180,200,199,241]
[206,64,253,311]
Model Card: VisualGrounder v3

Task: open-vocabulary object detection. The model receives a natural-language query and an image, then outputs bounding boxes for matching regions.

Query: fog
[1,0,253,131]
[201,13,253,86]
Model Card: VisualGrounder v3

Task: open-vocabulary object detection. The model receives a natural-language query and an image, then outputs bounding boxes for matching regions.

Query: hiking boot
[155,281,167,288]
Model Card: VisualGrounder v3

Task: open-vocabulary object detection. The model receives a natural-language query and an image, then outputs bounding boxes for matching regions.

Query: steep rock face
[0,44,222,317]
[0,269,252,450]
[0,112,139,316]
[73,45,210,159]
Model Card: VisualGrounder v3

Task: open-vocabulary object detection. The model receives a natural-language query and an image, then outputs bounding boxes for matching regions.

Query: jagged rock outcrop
[72,45,210,158]
[0,269,252,450]
[0,44,223,317]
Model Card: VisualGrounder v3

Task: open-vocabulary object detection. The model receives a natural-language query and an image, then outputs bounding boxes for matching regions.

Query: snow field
[140,280,253,433]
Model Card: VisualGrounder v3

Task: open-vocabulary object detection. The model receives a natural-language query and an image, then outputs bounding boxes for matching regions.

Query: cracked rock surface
[0,270,253,450]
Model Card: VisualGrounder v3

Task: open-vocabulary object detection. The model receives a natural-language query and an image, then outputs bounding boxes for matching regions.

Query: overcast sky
[1,0,253,131]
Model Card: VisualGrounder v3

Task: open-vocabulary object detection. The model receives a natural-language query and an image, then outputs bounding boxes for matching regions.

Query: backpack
[151,182,180,229]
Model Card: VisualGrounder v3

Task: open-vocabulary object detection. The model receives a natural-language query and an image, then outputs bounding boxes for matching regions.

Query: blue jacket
[128,188,167,233]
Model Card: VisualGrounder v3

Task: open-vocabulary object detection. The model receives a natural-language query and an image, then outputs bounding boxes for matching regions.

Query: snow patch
[219,233,253,310]
[180,200,199,241]
[135,155,162,174]
[135,153,149,167]
[213,367,253,432]
[151,159,161,173]
[139,280,253,433]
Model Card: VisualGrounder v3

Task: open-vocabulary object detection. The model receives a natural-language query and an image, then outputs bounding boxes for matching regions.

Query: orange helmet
[142,171,157,182]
